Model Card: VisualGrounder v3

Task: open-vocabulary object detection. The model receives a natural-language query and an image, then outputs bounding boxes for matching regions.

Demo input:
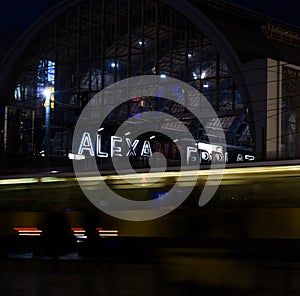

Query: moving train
[1,159,300,239]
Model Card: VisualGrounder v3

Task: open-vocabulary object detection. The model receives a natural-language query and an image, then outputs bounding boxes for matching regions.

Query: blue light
[155,85,163,97]
[171,84,184,99]
[151,192,167,200]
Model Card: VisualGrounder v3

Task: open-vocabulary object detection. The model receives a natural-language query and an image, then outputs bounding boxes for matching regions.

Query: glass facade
[282,66,300,159]
[7,0,251,159]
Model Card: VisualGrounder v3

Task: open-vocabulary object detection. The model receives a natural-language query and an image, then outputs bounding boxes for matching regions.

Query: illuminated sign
[71,132,255,164]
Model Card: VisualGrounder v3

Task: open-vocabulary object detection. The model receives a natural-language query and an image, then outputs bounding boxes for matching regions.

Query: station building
[0,0,300,165]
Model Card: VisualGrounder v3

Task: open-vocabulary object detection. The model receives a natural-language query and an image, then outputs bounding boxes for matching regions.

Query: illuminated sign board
[69,132,255,164]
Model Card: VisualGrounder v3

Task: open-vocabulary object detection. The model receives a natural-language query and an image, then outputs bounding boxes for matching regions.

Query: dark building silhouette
[0,0,299,164]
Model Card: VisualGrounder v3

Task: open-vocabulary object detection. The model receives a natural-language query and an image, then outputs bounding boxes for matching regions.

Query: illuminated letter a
[141,141,152,157]
[78,132,95,156]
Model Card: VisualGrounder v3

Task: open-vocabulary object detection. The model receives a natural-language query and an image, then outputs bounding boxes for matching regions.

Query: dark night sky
[0,0,299,57]
[227,0,300,27]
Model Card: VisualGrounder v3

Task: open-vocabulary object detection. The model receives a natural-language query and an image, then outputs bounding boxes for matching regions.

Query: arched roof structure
[0,0,246,97]
[1,0,300,161]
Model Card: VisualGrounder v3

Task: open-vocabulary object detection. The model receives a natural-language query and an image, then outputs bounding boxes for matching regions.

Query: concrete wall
[241,58,285,160]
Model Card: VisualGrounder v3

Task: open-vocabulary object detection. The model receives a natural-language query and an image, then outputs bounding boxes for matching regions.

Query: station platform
[2,237,300,295]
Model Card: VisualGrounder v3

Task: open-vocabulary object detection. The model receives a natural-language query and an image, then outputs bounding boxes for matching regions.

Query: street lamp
[43,87,53,162]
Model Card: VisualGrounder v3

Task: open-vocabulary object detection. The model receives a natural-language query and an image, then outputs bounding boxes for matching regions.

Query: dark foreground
[1,237,300,295]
